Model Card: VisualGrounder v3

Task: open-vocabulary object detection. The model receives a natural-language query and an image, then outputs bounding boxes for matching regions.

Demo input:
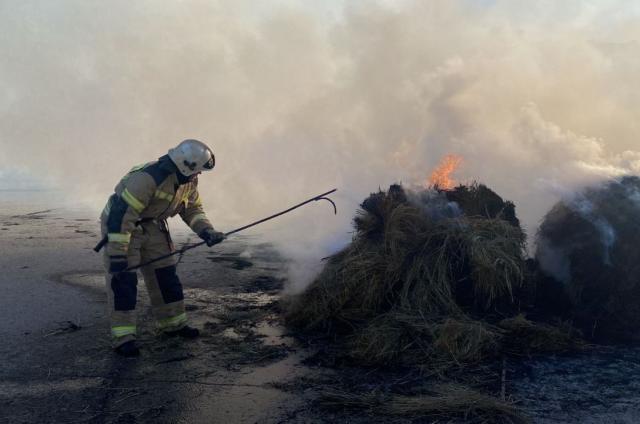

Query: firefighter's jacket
[101,158,214,258]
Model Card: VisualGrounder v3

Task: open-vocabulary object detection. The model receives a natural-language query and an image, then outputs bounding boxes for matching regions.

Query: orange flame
[428,154,463,190]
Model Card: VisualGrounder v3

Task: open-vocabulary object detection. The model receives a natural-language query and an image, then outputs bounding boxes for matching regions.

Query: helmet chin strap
[176,170,192,185]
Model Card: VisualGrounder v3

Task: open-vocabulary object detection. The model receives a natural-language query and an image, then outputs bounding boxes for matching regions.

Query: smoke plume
[2,1,640,291]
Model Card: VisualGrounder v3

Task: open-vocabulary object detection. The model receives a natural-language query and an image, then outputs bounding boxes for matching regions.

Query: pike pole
[120,188,337,272]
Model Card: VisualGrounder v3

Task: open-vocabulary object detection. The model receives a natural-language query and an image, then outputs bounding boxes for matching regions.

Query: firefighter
[99,139,225,357]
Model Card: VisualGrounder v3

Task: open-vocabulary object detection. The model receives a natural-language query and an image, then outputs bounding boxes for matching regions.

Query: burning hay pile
[287,183,578,365]
[285,181,581,422]
[536,176,640,342]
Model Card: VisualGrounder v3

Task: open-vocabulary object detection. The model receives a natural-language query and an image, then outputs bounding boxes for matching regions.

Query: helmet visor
[204,153,215,170]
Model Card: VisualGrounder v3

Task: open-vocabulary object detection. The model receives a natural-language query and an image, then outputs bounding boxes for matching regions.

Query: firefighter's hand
[109,255,129,273]
[199,228,226,247]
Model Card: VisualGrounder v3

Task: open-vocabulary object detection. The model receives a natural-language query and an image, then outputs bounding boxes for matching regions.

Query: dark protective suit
[100,156,213,347]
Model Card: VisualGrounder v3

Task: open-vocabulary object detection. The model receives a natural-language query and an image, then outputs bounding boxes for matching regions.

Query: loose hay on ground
[317,384,527,424]
[498,314,584,355]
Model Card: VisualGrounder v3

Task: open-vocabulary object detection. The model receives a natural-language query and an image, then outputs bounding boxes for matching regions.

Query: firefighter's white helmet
[168,139,215,176]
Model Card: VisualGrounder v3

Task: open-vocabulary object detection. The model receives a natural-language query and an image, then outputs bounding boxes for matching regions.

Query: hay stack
[444,183,520,228]
[286,183,573,366]
[536,176,640,342]
[285,183,583,422]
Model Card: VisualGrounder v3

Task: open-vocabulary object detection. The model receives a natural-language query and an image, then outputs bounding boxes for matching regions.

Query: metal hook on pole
[122,188,338,272]
[315,196,337,214]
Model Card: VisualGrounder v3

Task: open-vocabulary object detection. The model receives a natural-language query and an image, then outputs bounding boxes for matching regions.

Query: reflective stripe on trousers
[111,325,136,338]
[157,312,187,330]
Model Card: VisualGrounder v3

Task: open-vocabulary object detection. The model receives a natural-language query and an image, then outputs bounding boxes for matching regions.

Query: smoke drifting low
[2,1,640,290]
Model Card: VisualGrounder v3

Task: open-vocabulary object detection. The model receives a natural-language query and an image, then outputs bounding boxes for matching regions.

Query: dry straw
[285,183,581,422]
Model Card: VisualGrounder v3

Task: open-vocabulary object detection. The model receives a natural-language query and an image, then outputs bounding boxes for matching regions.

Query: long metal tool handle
[123,188,337,272]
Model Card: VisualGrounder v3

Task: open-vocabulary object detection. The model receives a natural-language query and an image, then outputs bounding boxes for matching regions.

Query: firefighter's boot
[115,340,140,357]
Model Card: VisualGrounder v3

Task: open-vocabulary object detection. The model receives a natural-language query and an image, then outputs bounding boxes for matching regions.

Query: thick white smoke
[2,1,640,291]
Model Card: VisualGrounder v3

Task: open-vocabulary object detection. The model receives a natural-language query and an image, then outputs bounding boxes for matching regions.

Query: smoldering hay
[3,1,640,288]
[536,176,640,342]
[284,182,581,422]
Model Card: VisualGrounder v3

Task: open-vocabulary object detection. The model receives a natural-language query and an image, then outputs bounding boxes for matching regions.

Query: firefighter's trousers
[101,220,187,347]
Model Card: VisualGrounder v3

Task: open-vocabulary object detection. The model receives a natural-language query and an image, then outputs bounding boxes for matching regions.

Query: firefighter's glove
[109,255,129,273]
[199,228,226,247]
